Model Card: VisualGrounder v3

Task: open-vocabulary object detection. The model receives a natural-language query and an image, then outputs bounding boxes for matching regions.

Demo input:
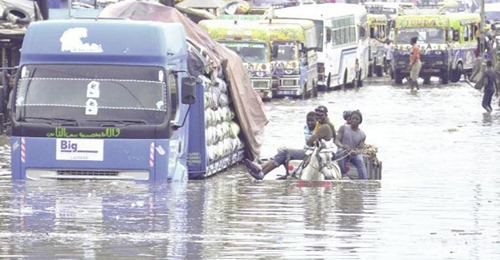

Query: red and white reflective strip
[21,137,26,163]
[149,142,154,168]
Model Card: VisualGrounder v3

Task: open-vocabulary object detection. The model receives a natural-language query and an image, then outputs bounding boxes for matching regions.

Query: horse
[285,142,342,181]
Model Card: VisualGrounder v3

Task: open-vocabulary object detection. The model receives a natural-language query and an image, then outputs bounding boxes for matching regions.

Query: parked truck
[8,16,264,181]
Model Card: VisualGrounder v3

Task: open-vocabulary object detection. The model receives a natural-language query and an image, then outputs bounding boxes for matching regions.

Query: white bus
[270,3,370,90]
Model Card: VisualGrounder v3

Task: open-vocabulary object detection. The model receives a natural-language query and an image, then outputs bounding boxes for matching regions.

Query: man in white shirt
[384,39,393,76]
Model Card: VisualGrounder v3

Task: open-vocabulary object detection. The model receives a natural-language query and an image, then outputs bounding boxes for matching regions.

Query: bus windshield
[396,28,445,45]
[14,64,168,126]
[271,41,298,61]
[220,41,269,63]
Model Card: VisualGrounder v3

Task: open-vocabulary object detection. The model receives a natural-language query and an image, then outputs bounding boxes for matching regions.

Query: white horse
[288,142,342,181]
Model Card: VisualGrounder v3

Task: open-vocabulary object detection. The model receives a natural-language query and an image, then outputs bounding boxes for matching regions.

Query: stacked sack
[200,73,245,173]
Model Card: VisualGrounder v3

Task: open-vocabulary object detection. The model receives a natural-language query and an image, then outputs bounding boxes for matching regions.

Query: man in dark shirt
[244,105,334,180]
[481,60,499,113]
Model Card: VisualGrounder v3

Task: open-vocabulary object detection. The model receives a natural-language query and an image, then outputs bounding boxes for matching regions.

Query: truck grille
[26,169,150,181]
[57,170,119,176]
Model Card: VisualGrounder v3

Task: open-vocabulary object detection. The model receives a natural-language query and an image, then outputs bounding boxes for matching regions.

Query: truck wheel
[342,70,348,89]
[312,80,318,98]
[450,63,462,83]
[423,76,431,84]
[375,66,383,77]
[441,69,449,84]
[395,70,403,85]
[326,74,331,90]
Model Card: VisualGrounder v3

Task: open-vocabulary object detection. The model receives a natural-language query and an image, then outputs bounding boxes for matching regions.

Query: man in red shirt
[408,36,421,91]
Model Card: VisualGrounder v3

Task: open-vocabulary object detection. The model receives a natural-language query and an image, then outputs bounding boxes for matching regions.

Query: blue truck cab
[9,19,204,181]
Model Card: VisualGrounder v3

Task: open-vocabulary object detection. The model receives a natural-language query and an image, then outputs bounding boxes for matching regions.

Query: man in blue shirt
[303,111,316,146]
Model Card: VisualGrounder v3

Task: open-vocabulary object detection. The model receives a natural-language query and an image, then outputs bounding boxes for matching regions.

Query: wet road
[1,77,500,259]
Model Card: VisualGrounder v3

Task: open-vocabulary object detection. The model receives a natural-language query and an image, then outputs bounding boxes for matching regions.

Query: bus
[485,3,500,24]
[392,12,480,84]
[258,19,318,98]
[199,18,319,99]
[367,14,389,77]
[363,1,417,42]
[271,3,370,90]
[198,19,274,99]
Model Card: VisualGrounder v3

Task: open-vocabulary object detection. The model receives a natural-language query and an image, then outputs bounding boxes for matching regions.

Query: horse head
[299,142,325,181]
[298,141,342,181]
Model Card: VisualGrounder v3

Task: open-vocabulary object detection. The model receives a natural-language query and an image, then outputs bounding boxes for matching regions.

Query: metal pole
[480,0,485,60]
[68,0,73,18]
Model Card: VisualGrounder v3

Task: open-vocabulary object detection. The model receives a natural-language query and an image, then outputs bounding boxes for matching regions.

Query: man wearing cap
[244,105,334,180]
[313,105,336,143]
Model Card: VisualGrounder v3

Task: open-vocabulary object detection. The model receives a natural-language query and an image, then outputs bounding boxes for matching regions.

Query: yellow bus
[199,18,318,99]
[198,19,274,99]
[392,12,480,84]
[367,14,389,77]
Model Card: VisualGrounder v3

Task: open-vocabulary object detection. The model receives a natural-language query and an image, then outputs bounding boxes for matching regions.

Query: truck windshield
[271,41,298,61]
[220,41,269,63]
[14,64,168,126]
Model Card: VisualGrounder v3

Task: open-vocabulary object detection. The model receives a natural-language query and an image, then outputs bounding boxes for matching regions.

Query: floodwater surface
[1,78,500,259]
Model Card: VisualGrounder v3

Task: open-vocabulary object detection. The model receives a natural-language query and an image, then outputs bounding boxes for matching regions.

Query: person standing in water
[383,39,393,76]
[480,60,499,113]
[408,36,421,91]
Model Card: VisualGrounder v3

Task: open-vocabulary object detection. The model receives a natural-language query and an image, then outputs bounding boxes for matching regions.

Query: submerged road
[0,76,499,258]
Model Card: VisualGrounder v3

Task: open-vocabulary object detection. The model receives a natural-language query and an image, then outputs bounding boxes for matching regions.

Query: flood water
[1,77,500,259]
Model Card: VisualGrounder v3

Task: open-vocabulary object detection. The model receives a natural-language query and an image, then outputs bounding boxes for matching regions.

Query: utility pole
[480,0,485,59]
[471,0,486,83]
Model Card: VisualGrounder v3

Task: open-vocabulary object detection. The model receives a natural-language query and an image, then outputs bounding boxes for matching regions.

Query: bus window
[326,28,332,43]
[468,25,474,42]
[461,26,469,41]
[272,42,298,61]
[359,25,366,39]
[379,25,386,38]
[462,26,469,42]
[335,29,341,45]
[453,29,459,42]
[370,27,377,38]
[271,45,278,59]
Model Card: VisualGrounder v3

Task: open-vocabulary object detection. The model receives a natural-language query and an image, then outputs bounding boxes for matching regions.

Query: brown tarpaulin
[99,0,268,160]
[175,0,227,9]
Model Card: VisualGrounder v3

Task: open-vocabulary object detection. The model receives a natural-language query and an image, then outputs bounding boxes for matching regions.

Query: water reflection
[0,177,384,259]
[3,181,195,259]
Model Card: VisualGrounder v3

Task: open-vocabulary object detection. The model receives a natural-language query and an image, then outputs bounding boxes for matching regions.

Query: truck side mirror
[181,76,196,105]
